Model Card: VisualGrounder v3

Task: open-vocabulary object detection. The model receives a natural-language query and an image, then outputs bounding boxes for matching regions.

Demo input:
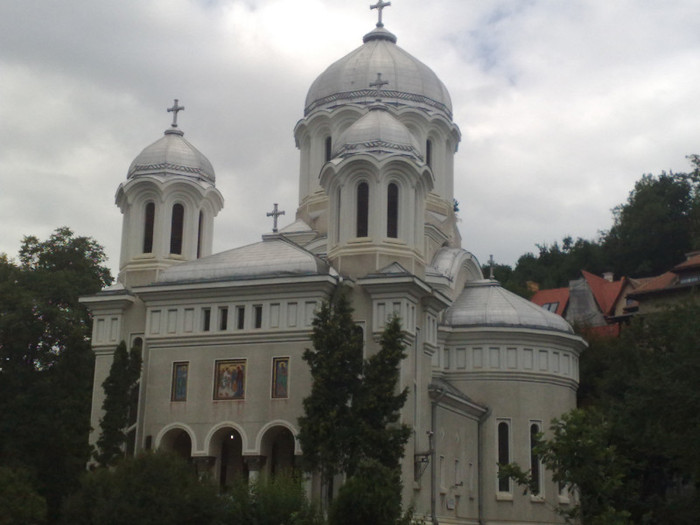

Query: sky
[2,0,700,277]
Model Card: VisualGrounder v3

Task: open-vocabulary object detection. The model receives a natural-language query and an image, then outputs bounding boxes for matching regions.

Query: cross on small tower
[370,0,391,28]
[167,99,185,128]
[488,254,495,280]
[370,72,389,101]
[266,203,285,233]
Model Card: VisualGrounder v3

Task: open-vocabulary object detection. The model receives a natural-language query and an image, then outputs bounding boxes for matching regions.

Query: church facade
[82,7,586,524]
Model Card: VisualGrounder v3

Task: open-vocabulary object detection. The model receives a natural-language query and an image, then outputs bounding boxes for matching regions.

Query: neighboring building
[531,271,630,337]
[82,7,586,524]
[626,252,700,314]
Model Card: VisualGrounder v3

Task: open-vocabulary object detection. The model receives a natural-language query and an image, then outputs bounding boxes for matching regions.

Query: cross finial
[488,255,495,280]
[167,99,185,128]
[370,72,389,102]
[370,0,391,28]
[266,203,285,233]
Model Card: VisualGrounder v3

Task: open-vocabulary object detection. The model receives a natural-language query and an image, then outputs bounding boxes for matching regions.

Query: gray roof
[304,27,452,117]
[334,105,423,160]
[444,280,574,334]
[128,129,215,183]
[157,237,333,284]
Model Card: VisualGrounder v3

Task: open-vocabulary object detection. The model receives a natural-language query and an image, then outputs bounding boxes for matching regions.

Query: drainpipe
[430,386,446,525]
[477,407,492,525]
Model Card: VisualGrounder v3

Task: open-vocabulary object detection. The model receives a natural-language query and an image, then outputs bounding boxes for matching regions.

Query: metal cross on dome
[266,203,285,233]
[370,0,391,28]
[370,72,389,101]
[167,99,185,128]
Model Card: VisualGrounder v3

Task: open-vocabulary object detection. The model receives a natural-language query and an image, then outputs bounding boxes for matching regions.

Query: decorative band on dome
[305,88,452,118]
[336,139,423,160]
[127,162,213,180]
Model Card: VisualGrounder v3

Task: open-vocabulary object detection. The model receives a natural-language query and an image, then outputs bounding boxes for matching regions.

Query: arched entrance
[159,428,192,460]
[260,426,296,476]
[210,427,247,489]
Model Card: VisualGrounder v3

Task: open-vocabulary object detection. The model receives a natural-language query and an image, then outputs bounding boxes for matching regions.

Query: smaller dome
[127,128,216,183]
[444,280,574,334]
[334,105,423,160]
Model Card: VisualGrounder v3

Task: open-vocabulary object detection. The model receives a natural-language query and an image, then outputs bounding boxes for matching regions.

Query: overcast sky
[2,0,700,277]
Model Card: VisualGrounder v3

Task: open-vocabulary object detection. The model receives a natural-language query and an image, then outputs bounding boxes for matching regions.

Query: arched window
[497,420,511,492]
[530,423,542,495]
[197,211,204,259]
[387,183,398,238]
[325,136,332,162]
[426,139,433,167]
[170,203,184,255]
[356,182,369,238]
[143,202,155,253]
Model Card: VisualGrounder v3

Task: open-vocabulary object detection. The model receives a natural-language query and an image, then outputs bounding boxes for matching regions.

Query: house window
[219,307,228,331]
[170,203,184,254]
[143,202,155,253]
[530,422,542,495]
[236,306,245,330]
[272,357,289,398]
[356,182,369,237]
[202,308,211,332]
[171,362,188,402]
[325,136,332,162]
[254,305,263,329]
[387,183,398,238]
[497,420,511,493]
[541,302,559,312]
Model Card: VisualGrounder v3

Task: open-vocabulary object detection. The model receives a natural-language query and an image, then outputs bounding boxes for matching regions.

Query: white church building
[82,5,586,524]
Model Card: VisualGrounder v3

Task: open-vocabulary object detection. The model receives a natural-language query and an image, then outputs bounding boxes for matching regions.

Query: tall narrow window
[202,308,211,332]
[497,420,511,492]
[143,202,155,253]
[219,307,228,331]
[325,136,332,162]
[197,211,204,259]
[356,182,369,238]
[170,203,184,254]
[236,306,245,330]
[530,423,542,495]
[387,183,398,238]
[426,139,433,167]
[254,305,263,329]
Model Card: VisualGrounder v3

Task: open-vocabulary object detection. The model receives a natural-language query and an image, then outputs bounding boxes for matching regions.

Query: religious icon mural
[272,357,289,398]
[214,359,246,400]
[171,362,188,402]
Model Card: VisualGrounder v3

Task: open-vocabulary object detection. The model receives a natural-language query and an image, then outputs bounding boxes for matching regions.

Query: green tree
[353,316,410,473]
[298,288,364,485]
[95,340,142,466]
[61,452,224,525]
[0,466,47,525]
[0,227,111,521]
[603,173,693,277]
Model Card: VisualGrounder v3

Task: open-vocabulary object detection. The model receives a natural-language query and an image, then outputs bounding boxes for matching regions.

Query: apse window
[170,203,184,255]
[497,419,512,494]
[530,422,543,497]
[356,182,369,237]
[143,202,155,253]
[387,183,398,238]
[171,362,188,402]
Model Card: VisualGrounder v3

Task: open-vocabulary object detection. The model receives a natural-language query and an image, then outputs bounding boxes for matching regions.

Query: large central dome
[304,26,452,117]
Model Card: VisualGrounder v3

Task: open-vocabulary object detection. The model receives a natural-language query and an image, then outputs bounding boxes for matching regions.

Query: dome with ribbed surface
[334,105,422,160]
[127,128,216,183]
[444,280,574,334]
[304,26,452,117]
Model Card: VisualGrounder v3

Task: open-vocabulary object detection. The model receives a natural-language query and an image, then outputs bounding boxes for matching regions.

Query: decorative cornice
[305,89,452,118]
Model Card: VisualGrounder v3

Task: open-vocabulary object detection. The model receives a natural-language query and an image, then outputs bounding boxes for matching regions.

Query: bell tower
[116,100,224,288]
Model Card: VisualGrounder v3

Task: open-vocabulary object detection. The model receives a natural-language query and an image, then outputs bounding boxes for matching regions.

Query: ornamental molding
[305,88,452,118]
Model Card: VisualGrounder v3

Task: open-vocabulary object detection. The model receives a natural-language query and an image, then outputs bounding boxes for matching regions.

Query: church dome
[444,280,574,334]
[304,26,452,117]
[334,105,423,160]
[127,128,216,183]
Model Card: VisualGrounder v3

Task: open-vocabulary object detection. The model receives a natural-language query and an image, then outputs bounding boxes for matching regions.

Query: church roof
[127,128,216,183]
[334,105,423,160]
[156,236,333,284]
[444,279,574,334]
[304,24,452,117]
